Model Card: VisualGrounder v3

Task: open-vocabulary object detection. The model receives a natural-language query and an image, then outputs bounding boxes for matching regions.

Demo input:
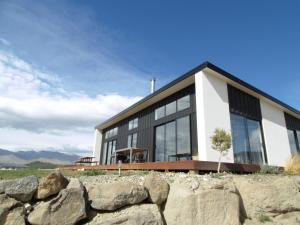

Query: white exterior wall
[260,100,291,166]
[93,129,102,164]
[195,70,234,162]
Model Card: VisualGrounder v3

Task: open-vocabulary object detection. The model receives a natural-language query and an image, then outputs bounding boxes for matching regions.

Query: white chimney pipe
[150,78,156,94]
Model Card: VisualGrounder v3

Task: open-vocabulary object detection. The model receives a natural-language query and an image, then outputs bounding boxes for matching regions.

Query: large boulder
[144,174,169,205]
[36,171,69,199]
[85,204,164,225]
[87,182,148,211]
[163,179,241,225]
[0,206,25,225]
[5,176,38,202]
[233,176,300,220]
[28,178,87,225]
[0,194,22,221]
[0,180,14,194]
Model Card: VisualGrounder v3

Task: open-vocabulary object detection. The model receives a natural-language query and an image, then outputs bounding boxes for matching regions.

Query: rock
[5,176,38,202]
[0,206,25,225]
[163,180,240,225]
[0,194,22,221]
[0,180,14,194]
[24,203,33,214]
[28,178,86,225]
[243,212,300,225]
[87,182,148,211]
[233,176,300,220]
[85,204,164,225]
[36,171,69,199]
[144,174,169,205]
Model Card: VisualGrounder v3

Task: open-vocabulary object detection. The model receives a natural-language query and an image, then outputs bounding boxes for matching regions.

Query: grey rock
[36,171,69,199]
[5,176,38,202]
[0,206,25,225]
[233,176,300,220]
[85,204,164,225]
[164,179,240,225]
[87,182,148,211]
[144,174,169,205]
[0,194,22,221]
[0,180,14,194]
[28,178,86,225]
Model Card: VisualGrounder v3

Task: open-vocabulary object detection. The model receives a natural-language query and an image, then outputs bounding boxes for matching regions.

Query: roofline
[96,61,300,130]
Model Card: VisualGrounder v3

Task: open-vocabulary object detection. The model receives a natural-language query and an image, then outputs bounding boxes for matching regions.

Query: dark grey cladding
[100,84,197,163]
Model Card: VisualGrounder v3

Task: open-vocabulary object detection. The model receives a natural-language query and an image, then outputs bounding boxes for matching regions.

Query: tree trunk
[217,152,222,173]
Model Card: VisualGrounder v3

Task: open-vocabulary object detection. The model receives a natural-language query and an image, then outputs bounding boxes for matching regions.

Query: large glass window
[102,139,117,165]
[177,95,190,111]
[230,113,265,164]
[128,133,138,148]
[102,142,107,164]
[129,118,138,130]
[165,121,176,161]
[106,141,112,165]
[155,106,165,120]
[155,125,165,162]
[288,129,299,155]
[155,116,191,162]
[154,95,190,120]
[166,101,176,116]
[177,116,191,154]
[105,127,118,139]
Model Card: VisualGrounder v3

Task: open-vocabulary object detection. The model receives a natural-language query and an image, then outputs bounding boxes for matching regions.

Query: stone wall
[0,171,300,225]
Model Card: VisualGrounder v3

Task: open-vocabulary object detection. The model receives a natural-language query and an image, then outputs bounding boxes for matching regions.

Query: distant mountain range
[0,149,81,168]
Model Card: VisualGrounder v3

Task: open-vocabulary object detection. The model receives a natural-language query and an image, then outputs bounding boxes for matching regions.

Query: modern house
[93,62,300,168]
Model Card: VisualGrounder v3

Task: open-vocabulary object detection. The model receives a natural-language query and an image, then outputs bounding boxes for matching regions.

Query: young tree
[211,128,232,173]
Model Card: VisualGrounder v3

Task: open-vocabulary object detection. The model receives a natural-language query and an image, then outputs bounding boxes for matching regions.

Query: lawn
[0,168,149,180]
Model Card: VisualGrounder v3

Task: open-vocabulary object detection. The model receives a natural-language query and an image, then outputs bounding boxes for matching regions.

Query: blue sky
[0,0,299,155]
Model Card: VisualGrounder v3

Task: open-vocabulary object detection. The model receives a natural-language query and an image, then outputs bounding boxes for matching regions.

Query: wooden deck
[65,160,261,173]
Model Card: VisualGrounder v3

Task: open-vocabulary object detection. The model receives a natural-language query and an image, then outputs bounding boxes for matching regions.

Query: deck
[65,160,261,173]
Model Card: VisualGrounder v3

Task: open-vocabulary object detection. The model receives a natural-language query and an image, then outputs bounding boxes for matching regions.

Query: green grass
[258,214,272,223]
[0,168,151,180]
[0,168,53,180]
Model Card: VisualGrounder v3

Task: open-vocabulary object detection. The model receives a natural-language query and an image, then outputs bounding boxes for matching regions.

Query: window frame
[128,118,138,130]
[230,112,267,165]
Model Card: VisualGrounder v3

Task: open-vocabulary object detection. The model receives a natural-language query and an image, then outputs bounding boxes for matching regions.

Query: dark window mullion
[294,130,300,152]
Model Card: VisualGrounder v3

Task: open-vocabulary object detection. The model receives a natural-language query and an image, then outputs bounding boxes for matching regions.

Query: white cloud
[0,50,143,155]
[0,38,10,46]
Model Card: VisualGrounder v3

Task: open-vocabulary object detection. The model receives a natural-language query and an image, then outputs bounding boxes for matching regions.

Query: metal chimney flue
[150,78,156,94]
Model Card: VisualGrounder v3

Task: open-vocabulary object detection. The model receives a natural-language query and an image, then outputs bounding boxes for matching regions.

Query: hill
[0,149,81,168]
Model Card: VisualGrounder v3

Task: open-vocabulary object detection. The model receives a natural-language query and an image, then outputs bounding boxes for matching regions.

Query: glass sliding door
[106,141,112,165]
[247,119,265,164]
[231,114,250,163]
[177,116,191,154]
[155,116,191,162]
[102,142,107,165]
[230,113,266,164]
[165,121,176,161]
[288,129,299,155]
[155,125,165,162]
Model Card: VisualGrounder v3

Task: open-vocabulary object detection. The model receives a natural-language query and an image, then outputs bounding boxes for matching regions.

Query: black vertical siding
[100,84,197,163]
[285,113,300,131]
[228,84,262,120]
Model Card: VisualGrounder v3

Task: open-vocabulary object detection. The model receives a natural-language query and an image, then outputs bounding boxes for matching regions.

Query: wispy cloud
[0,38,10,46]
[0,1,152,97]
[0,50,142,154]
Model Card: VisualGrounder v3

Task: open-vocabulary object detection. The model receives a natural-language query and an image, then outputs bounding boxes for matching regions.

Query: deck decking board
[65,160,261,173]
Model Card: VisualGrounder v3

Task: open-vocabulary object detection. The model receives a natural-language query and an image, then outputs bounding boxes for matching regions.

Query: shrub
[259,165,281,174]
[81,169,107,176]
[211,128,232,173]
[285,154,300,175]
